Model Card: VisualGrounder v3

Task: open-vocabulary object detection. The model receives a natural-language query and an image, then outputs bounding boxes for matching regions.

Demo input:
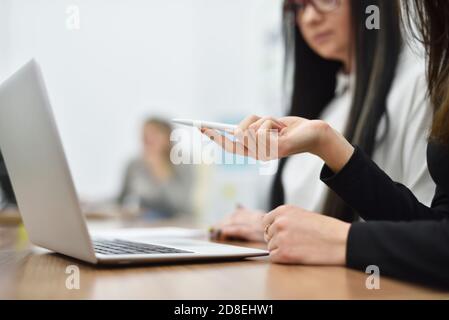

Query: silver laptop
[0,60,268,265]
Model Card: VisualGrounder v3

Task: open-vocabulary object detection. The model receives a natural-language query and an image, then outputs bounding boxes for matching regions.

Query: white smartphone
[172,119,237,133]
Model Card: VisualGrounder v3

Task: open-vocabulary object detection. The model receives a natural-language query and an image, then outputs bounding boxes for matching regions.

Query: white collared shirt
[281,47,435,212]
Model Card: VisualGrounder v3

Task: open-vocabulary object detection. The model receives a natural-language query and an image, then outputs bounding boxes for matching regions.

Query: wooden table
[1,220,448,300]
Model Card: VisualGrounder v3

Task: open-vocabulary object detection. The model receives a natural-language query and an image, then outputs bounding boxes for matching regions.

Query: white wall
[0,1,11,76]
[1,0,284,218]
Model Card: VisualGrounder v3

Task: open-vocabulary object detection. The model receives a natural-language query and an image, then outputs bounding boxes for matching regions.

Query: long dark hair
[0,150,16,205]
[270,0,403,222]
[404,0,449,145]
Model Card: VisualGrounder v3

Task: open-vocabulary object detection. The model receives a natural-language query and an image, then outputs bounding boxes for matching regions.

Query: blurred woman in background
[210,0,434,241]
[118,118,193,219]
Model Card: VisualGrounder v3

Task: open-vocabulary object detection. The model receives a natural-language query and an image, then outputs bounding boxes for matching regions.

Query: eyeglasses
[285,0,341,14]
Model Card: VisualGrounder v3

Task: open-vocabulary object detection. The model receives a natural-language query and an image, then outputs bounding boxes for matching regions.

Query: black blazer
[320,142,449,288]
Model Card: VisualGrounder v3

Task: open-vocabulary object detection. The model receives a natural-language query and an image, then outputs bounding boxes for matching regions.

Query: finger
[238,129,258,158]
[202,129,249,157]
[264,222,278,243]
[262,205,288,230]
[235,115,261,147]
[278,116,304,126]
[255,122,270,161]
[218,207,249,227]
[215,214,233,229]
[249,117,286,132]
[256,120,280,161]
[245,118,283,160]
[267,237,280,252]
[238,115,262,132]
[228,211,250,224]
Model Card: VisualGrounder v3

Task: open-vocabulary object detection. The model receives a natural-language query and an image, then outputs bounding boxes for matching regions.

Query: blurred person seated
[118,118,193,219]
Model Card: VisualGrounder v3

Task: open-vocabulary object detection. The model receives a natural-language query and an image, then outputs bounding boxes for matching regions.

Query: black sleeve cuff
[320,146,365,187]
[346,222,379,270]
[346,220,449,288]
[347,219,444,273]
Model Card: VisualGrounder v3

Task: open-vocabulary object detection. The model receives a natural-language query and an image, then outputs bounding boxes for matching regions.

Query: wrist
[333,222,351,266]
[313,123,354,173]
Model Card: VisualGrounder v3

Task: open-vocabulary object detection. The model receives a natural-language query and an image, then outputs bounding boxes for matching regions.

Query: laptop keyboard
[93,239,193,255]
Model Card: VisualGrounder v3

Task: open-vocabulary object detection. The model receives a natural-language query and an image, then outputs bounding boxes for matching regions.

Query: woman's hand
[201,115,355,173]
[201,115,324,159]
[262,205,351,266]
[210,207,266,242]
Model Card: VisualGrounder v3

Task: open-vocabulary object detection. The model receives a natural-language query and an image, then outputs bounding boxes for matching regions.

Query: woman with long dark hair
[203,0,449,288]
[211,0,434,241]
